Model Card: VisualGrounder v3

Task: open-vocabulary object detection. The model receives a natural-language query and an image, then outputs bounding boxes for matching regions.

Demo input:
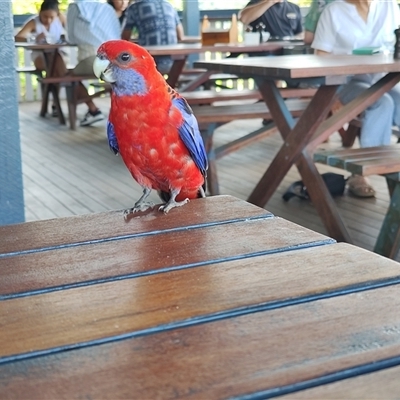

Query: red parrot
[93,40,207,214]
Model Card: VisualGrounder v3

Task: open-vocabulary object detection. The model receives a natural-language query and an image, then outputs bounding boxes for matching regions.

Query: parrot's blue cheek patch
[113,68,147,97]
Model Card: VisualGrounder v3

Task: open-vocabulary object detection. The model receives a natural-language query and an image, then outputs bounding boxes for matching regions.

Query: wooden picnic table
[194,54,400,251]
[1,195,400,399]
[15,41,73,124]
[144,40,304,90]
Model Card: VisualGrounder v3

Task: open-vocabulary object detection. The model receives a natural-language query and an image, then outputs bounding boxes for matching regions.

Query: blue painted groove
[0,273,399,366]
[0,213,274,259]
[233,354,400,399]
[0,238,335,301]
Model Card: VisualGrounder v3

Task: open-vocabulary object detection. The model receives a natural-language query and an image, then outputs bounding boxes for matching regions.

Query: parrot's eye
[119,53,131,63]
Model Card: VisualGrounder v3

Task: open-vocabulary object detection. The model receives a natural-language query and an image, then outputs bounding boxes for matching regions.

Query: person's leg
[71,55,99,113]
[338,79,395,197]
[71,56,104,126]
[340,79,394,147]
[34,53,68,116]
[388,83,400,142]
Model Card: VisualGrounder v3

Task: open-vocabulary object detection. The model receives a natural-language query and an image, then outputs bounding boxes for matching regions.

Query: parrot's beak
[93,57,116,83]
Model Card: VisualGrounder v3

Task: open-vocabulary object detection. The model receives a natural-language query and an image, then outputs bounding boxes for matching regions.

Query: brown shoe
[347,175,376,198]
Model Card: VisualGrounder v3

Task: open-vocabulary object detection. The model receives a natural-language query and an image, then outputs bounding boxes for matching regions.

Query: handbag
[282,172,346,202]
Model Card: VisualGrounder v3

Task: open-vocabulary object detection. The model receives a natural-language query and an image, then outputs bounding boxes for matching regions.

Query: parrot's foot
[124,201,155,217]
[159,198,189,214]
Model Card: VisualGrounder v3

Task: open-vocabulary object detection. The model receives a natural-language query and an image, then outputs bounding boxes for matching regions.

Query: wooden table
[15,42,73,124]
[1,195,400,398]
[144,41,302,90]
[194,54,400,245]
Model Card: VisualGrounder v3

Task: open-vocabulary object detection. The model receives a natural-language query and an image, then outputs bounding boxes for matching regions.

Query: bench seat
[181,87,317,105]
[314,144,400,259]
[37,75,111,130]
[192,98,310,196]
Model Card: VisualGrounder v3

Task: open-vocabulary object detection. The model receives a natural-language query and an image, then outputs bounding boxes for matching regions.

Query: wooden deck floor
[18,98,397,259]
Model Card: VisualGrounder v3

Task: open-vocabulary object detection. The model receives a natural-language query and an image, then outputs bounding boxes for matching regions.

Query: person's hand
[35,32,46,43]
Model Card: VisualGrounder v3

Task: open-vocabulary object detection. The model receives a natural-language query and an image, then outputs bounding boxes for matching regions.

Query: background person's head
[107,0,129,14]
[39,0,60,27]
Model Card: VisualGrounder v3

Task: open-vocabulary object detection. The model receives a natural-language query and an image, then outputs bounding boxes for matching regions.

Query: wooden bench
[192,98,310,196]
[314,144,400,259]
[37,75,111,130]
[181,87,317,106]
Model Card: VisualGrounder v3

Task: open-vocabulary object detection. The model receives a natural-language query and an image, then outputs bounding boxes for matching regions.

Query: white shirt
[312,0,400,54]
[33,15,64,41]
[67,1,121,62]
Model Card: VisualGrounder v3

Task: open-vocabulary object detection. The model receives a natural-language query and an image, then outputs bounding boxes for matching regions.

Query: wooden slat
[279,365,400,399]
[182,87,316,106]
[314,145,400,165]
[0,196,270,255]
[314,144,400,176]
[346,157,400,176]
[1,281,400,399]
[0,216,333,298]
[193,98,309,124]
[1,243,399,361]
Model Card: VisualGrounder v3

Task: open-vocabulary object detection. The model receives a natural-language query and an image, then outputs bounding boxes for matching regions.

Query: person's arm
[304,0,325,44]
[14,18,35,42]
[121,5,134,40]
[66,4,79,44]
[293,7,303,38]
[238,0,282,26]
[304,31,315,45]
[58,12,67,28]
[176,23,184,41]
[315,49,330,55]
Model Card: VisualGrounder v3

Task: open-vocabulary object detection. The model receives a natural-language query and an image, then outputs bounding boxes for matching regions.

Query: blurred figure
[312,0,400,197]
[303,0,336,44]
[67,0,120,126]
[15,0,66,70]
[15,0,67,116]
[122,0,184,74]
[239,0,303,39]
[107,0,129,29]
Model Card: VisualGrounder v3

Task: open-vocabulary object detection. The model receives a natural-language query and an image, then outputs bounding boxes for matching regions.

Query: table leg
[248,73,400,243]
[179,70,215,92]
[40,50,66,124]
[248,82,338,207]
[166,57,187,88]
[374,177,400,259]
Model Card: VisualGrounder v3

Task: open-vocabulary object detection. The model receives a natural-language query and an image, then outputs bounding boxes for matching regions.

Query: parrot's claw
[124,201,155,217]
[159,198,189,214]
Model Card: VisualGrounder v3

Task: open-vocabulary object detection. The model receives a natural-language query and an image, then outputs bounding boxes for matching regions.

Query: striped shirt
[67,1,121,62]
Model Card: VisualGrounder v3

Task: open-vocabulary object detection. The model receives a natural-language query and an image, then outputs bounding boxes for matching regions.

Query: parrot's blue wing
[107,120,119,155]
[173,97,208,175]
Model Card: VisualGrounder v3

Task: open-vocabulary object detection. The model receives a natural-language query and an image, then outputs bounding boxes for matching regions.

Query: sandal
[347,175,376,198]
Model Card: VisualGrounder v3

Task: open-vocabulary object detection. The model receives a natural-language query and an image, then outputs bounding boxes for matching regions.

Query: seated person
[312,0,400,197]
[107,0,129,30]
[67,0,121,126]
[239,0,303,40]
[303,0,336,45]
[15,0,67,117]
[121,0,184,74]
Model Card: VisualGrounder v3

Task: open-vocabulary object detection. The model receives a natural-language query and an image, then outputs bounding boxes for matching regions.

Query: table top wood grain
[194,53,400,80]
[1,195,400,399]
